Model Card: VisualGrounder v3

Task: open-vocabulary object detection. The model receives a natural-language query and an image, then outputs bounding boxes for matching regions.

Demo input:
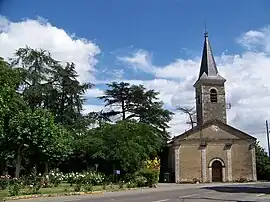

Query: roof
[193,32,226,87]
[169,119,256,146]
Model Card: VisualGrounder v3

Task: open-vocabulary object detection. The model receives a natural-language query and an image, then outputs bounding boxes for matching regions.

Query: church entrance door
[212,160,222,182]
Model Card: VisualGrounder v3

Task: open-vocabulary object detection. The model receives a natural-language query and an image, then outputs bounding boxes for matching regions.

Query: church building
[166,32,257,183]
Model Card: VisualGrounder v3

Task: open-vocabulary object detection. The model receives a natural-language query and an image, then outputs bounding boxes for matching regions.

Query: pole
[266,120,270,159]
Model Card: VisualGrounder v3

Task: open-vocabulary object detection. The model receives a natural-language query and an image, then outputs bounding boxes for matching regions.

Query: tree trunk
[15,152,22,178]
[44,162,49,174]
[188,113,194,129]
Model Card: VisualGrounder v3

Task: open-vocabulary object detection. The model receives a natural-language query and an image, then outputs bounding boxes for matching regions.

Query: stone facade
[168,121,257,183]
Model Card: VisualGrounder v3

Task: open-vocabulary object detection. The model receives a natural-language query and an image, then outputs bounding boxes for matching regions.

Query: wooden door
[212,160,222,182]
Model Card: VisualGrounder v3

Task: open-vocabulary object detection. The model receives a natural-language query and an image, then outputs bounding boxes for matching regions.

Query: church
[164,32,257,183]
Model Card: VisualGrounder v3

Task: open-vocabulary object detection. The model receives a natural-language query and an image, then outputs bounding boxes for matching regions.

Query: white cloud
[85,88,104,98]
[117,49,155,73]
[82,104,104,114]
[237,26,270,53]
[119,26,270,150]
[0,16,100,83]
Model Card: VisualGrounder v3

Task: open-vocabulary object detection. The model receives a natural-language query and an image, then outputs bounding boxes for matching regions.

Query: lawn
[0,183,125,200]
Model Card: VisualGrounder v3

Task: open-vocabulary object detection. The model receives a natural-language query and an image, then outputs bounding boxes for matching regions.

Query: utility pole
[266,120,270,159]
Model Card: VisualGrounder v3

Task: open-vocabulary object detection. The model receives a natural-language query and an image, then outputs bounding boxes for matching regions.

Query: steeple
[193,32,227,126]
[194,32,226,87]
[198,32,218,78]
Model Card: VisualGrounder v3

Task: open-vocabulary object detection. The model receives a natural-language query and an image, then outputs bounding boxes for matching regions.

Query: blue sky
[1,0,270,147]
[2,0,269,58]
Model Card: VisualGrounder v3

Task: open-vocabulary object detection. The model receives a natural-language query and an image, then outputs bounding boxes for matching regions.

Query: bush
[84,184,93,192]
[133,175,147,187]
[126,181,136,189]
[0,175,10,190]
[136,168,159,187]
[65,171,105,186]
[48,169,64,187]
[8,178,21,196]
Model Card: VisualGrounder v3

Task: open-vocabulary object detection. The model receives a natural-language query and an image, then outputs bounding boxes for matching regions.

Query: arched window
[210,89,217,102]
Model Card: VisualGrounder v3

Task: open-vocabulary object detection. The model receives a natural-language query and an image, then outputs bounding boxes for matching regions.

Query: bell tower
[193,32,227,126]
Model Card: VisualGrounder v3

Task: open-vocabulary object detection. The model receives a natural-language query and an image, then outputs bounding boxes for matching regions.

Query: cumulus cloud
[0,16,100,83]
[237,26,270,53]
[118,26,270,150]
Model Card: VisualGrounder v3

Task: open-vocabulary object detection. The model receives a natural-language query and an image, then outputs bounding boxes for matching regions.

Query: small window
[210,89,217,102]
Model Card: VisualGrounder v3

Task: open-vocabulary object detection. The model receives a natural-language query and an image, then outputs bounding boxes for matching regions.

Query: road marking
[257,193,266,197]
[152,199,170,202]
[180,193,198,198]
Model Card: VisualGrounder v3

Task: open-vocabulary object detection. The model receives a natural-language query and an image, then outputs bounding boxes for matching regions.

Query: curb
[3,191,104,201]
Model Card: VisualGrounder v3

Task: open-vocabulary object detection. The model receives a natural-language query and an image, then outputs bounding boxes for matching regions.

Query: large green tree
[7,109,72,177]
[0,57,25,175]
[11,47,93,130]
[77,120,165,173]
[98,82,173,139]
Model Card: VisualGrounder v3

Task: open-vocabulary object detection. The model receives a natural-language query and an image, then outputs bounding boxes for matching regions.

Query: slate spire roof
[194,32,226,86]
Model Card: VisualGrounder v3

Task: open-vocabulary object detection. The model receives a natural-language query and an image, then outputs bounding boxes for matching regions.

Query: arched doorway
[212,160,222,182]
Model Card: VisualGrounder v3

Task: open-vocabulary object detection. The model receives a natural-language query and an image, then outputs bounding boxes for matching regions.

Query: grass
[0,183,132,200]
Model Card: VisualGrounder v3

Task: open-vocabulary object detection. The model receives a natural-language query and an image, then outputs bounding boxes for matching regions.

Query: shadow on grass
[202,185,270,195]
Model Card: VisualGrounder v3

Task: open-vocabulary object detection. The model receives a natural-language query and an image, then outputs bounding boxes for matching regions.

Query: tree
[0,57,25,175]
[98,82,173,139]
[7,109,72,177]
[11,47,93,131]
[77,120,165,173]
[255,141,270,180]
[98,82,131,120]
[176,106,197,128]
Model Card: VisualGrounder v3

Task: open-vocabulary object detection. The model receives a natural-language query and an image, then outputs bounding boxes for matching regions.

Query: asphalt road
[7,182,270,202]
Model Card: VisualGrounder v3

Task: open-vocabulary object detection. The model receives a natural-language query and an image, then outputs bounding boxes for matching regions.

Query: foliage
[136,168,159,187]
[8,178,21,196]
[98,82,173,139]
[255,141,270,180]
[7,109,72,177]
[11,47,93,131]
[78,120,165,173]
[0,47,171,189]
[144,157,160,171]
[0,175,10,190]
[133,175,147,187]
[65,171,105,187]
[48,169,64,187]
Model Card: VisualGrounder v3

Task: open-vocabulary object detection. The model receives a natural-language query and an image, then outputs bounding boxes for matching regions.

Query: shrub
[0,175,10,190]
[235,177,248,183]
[192,178,200,184]
[118,181,124,189]
[65,171,105,186]
[133,175,147,187]
[126,181,136,189]
[48,169,64,187]
[8,178,21,196]
[136,168,159,187]
[84,184,93,192]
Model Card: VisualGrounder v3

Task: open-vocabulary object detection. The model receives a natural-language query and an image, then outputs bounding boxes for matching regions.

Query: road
[6,182,270,202]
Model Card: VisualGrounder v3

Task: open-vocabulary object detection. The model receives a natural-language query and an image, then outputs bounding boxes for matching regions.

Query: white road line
[152,199,170,202]
[257,193,266,197]
[180,193,198,198]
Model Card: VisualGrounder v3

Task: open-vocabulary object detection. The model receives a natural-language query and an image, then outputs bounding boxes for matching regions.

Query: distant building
[166,32,257,183]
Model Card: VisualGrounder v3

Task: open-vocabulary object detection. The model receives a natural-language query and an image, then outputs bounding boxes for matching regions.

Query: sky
[0,0,270,149]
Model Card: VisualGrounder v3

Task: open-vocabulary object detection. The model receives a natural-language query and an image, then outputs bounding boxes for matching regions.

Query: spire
[198,31,219,79]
